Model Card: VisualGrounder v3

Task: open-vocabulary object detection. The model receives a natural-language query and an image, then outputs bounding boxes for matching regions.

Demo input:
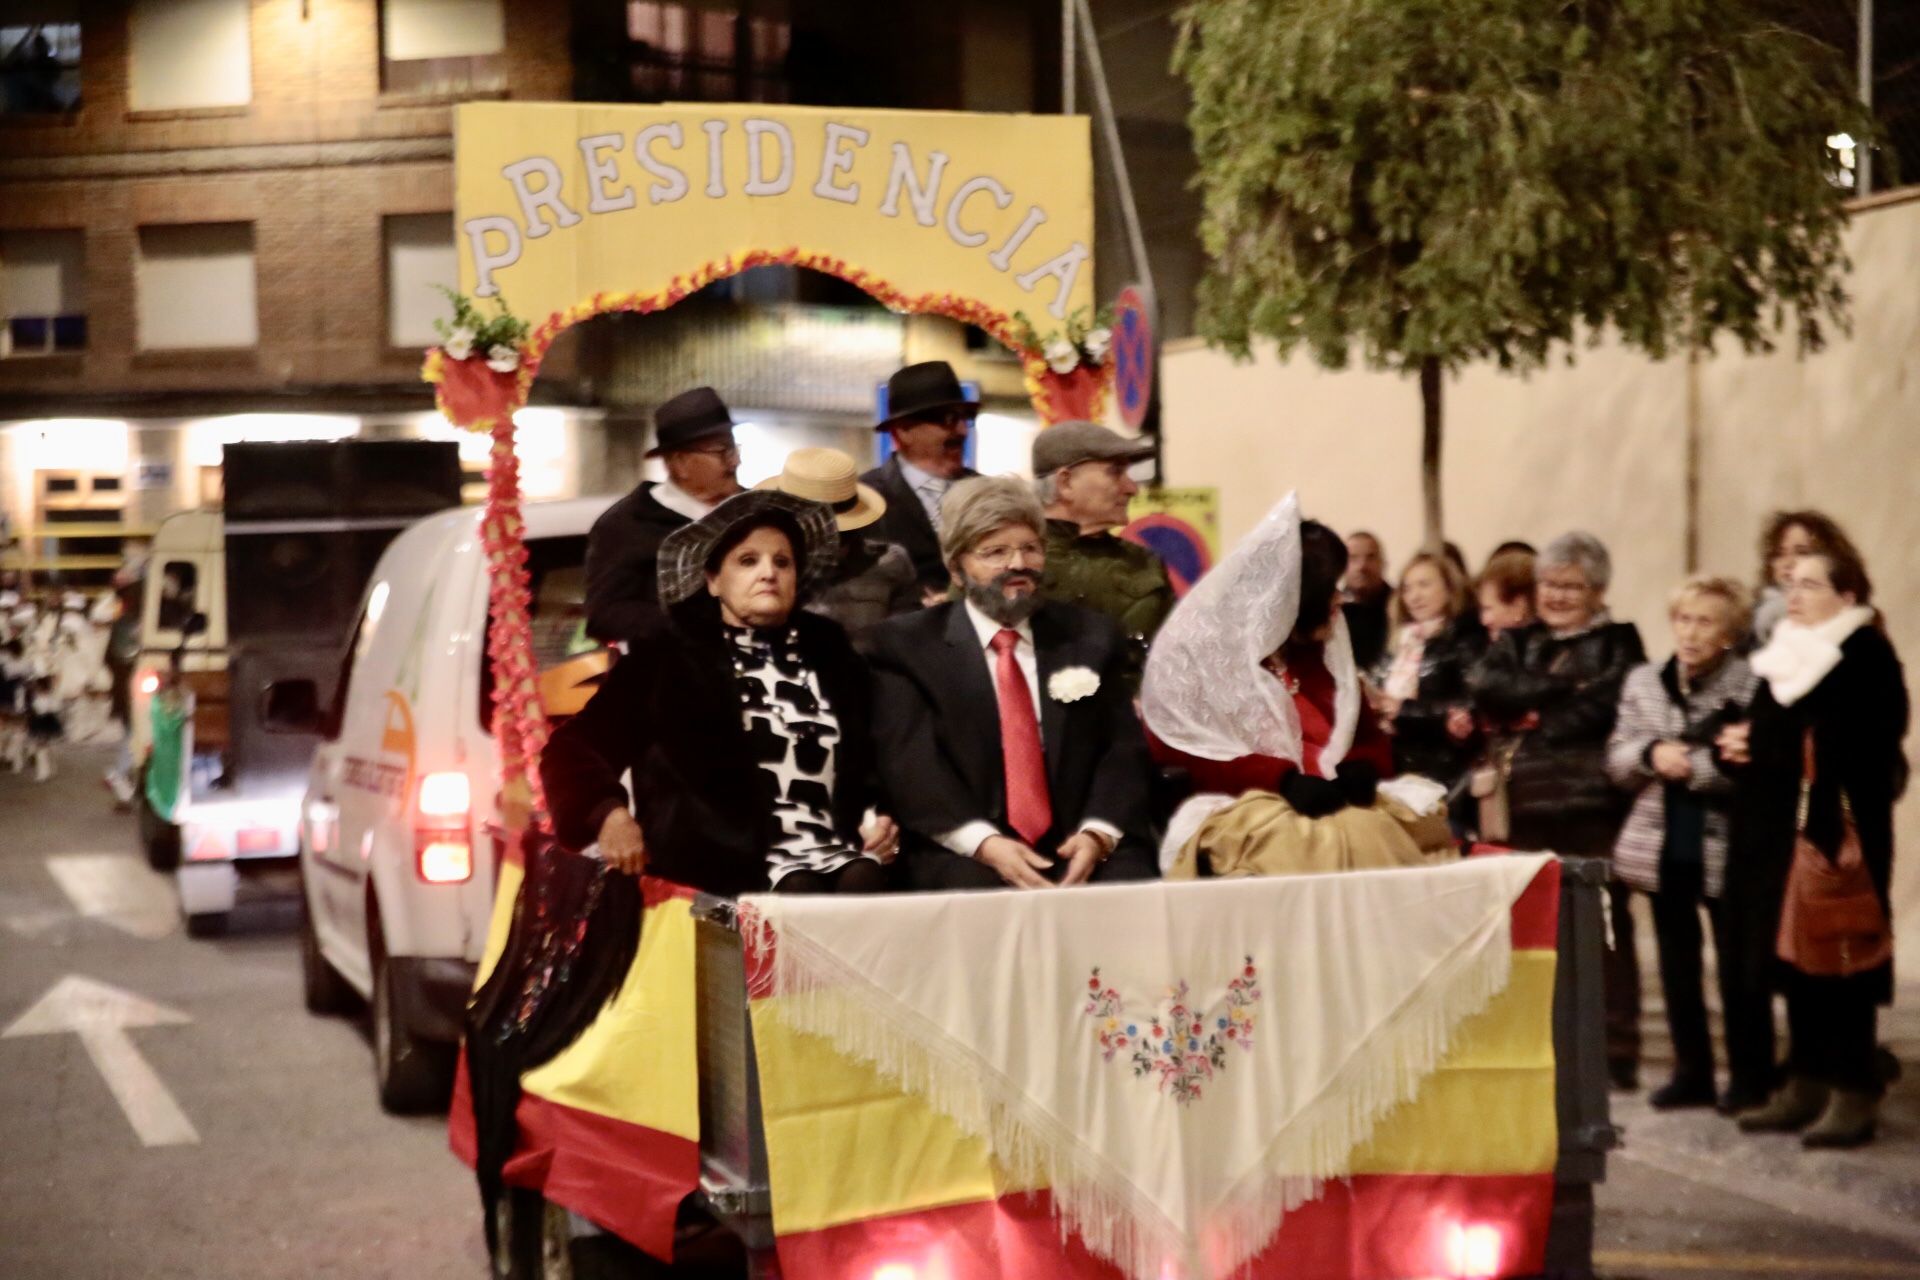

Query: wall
[1162,191,1920,952]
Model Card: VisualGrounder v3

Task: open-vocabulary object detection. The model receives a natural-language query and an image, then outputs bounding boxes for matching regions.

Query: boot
[1802,1090,1878,1149]
[1737,1077,1828,1132]
[1649,1074,1717,1111]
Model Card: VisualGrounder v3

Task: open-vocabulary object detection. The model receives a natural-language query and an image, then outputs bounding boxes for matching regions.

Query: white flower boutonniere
[1048,666,1101,703]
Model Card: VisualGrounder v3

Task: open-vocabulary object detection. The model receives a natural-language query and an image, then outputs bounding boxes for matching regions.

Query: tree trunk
[1420,356,1444,549]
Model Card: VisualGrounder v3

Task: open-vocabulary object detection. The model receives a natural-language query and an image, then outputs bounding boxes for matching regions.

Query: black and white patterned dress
[724,624,872,885]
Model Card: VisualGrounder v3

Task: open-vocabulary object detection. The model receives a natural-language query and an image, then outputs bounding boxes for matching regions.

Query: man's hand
[598,807,647,876]
[976,835,1054,889]
[860,813,901,864]
[1650,741,1693,781]
[1716,722,1752,766]
[1057,830,1113,886]
[1445,707,1475,742]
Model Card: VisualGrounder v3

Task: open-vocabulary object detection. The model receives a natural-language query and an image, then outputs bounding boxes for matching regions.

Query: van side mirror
[183,612,209,640]
[262,679,321,735]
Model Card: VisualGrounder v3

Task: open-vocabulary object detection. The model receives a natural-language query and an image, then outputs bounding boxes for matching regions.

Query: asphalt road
[2,743,1918,1280]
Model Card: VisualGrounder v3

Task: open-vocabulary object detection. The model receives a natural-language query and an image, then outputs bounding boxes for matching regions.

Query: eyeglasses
[968,541,1045,569]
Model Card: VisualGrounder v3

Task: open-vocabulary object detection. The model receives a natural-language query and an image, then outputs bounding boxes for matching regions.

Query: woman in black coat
[1469,531,1646,1087]
[1721,542,1906,1147]
[542,489,898,896]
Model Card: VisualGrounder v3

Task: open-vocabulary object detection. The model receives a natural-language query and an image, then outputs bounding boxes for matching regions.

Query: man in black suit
[860,360,980,598]
[868,475,1159,891]
[585,386,744,644]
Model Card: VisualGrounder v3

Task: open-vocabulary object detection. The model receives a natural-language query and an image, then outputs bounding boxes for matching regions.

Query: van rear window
[477,535,604,730]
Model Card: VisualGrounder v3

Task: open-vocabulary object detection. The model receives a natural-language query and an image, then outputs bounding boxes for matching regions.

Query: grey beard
[964,573,1042,626]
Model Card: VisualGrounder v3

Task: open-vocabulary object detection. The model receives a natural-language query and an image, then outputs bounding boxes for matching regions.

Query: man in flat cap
[861,361,980,598]
[585,386,744,644]
[1032,421,1175,691]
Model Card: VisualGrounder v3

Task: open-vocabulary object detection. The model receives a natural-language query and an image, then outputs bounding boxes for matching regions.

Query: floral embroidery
[1083,958,1260,1104]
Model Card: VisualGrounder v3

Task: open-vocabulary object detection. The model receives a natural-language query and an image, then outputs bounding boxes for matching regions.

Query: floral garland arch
[423,248,1116,822]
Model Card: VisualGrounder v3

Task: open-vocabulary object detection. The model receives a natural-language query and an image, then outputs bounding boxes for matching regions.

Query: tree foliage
[1175,0,1876,374]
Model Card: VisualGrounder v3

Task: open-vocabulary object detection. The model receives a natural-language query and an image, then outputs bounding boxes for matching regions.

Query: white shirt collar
[653,478,717,522]
[963,599,1033,650]
[896,455,946,494]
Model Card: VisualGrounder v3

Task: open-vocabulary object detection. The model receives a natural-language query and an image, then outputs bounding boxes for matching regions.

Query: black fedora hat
[875,361,980,432]
[646,386,736,457]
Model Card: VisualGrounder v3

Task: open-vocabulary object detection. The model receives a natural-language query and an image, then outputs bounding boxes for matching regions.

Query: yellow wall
[1162,190,1920,952]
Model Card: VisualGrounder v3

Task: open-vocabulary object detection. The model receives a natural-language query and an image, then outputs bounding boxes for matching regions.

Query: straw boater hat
[656,490,840,607]
[753,448,887,532]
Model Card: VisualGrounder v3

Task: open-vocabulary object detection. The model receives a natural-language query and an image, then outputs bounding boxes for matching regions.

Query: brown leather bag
[1776,729,1892,977]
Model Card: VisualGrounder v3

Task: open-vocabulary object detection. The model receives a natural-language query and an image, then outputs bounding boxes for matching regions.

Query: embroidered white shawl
[745,855,1552,1280]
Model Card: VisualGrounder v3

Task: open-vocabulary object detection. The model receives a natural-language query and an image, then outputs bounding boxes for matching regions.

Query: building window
[381,0,506,96]
[0,229,86,358]
[128,0,251,112]
[135,223,258,351]
[625,2,789,103]
[0,9,81,115]
[384,213,458,349]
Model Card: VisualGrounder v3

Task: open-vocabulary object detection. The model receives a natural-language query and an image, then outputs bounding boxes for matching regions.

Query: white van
[285,495,615,1112]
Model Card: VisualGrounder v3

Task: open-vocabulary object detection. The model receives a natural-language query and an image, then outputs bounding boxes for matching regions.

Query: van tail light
[414,770,472,884]
[136,670,161,696]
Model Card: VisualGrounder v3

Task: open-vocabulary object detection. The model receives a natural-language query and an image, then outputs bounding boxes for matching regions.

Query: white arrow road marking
[3,975,199,1147]
[45,854,177,939]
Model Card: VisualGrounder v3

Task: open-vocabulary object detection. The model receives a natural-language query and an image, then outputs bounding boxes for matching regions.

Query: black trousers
[1718,861,1789,1103]
[1604,879,1642,1068]
[1786,973,1880,1093]
[1647,861,1732,1085]
[903,840,1158,891]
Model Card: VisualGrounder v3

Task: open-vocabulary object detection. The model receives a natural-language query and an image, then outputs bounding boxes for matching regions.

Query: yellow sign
[453,102,1094,337]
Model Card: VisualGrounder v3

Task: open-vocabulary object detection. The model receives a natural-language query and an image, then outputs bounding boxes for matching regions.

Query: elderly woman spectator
[1720,538,1906,1147]
[1749,510,1851,648]
[1471,531,1646,1087]
[1606,577,1757,1111]
[1373,550,1484,792]
[543,489,899,895]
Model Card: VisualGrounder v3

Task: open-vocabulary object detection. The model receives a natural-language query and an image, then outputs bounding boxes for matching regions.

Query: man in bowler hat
[585,386,744,644]
[861,361,980,598]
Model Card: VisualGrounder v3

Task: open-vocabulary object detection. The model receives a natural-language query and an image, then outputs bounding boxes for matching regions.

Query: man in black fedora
[860,360,980,598]
[585,385,745,644]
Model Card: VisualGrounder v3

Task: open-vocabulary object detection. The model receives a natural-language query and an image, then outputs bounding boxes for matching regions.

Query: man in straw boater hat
[756,447,919,650]
[585,386,745,644]
[1032,420,1175,692]
[860,360,980,599]
[866,474,1159,891]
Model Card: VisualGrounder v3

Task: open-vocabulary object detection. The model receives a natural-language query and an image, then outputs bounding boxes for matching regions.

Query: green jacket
[1039,519,1176,689]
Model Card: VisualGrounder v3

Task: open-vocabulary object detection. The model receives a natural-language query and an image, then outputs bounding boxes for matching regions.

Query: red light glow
[418,839,472,884]
[1444,1222,1504,1278]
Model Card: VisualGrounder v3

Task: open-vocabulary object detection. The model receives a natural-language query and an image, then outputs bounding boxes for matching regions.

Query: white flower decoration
[486,344,521,374]
[1048,666,1101,703]
[1044,336,1080,375]
[443,326,477,361]
[1083,326,1112,363]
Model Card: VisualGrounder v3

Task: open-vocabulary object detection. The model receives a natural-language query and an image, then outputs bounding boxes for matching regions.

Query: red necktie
[991,629,1053,845]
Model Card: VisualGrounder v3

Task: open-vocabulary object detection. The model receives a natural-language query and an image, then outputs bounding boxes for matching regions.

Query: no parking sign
[1113,285,1153,432]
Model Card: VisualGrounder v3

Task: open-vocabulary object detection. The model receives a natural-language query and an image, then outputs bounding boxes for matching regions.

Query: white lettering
[702,120,728,197]
[1014,241,1090,319]
[578,133,635,213]
[500,157,583,239]
[878,142,948,226]
[633,122,689,204]
[464,216,524,298]
[944,176,1012,249]
[742,118,795,196]
[988,204,1048,272]
[812,122,869,205]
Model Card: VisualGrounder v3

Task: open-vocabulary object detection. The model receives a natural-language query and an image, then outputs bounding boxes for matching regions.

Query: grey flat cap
[1031,421,1155,477]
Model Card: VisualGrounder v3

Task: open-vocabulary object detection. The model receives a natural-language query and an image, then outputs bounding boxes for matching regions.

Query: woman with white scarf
[1718,538,1907,1147]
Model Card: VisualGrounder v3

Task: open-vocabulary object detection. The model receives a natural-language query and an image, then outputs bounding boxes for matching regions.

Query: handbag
[1472,735,1520,844]
[1775,729,1892,977]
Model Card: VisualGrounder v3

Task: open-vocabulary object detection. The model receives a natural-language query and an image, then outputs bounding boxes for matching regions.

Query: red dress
[1148,644,1393,793]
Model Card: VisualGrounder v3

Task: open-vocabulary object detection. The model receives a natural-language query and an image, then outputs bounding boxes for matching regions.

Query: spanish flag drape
[747,861,1562,1280]
[450,853,701,1262]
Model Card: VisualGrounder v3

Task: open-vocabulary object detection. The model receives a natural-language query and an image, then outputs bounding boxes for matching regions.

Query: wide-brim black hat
[646,386,735,457]
[657,490,840,607]
[874,361,980,431]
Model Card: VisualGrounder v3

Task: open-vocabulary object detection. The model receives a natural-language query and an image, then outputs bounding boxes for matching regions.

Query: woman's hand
[1445,707,1476,741]
[597,807,647,876]
[1650,741,1693,780]
[1716,722,1752,766]
[860,812,901,864]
